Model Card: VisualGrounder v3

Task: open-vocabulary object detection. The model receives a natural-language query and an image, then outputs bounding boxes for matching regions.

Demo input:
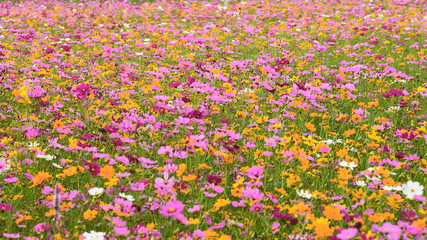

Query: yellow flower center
[168,208,176,213]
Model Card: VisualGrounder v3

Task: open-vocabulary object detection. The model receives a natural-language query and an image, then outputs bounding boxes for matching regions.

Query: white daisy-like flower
[52,163,63,169]
[383,185,403,191]
[402,181,424,200]
[296,189,312,199]
[44,155,56,161]
[28,142,40,149]
[355,180,366,187]
[81,231,106,240]
[118,193,135,202]
[339,161,358,170]
[88,187,104,196]
[386,106,401,113]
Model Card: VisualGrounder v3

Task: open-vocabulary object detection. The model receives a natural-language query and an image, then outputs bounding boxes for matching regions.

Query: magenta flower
[250,203,263,214]
[25,129,39,139]
[336,228,358,240]
[0,203,14,211]
[75,83,92,98]
[206,174,222,185]
[159,200,184,217]
[87,162,100,176]
[34,223,47,233]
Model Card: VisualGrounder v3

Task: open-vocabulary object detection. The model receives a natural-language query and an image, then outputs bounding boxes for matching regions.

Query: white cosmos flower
[44,155,56,161]
[383,185,403,191]
[402,181,424,200]
[52,163,63,169]
[296,189,312,199]
[81,231,106,240]
[118,193,135,202]
[339,161,358,170]
[355,180,366,187]
[28,142,40,148]
[88,187,104,196]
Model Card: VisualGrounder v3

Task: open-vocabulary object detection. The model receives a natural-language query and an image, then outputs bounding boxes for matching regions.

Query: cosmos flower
[159,200,184,217]
[402,181,424,200]
[250,203,263,213]
[88,187,104,196]
[81,231,106,240]
[296,189,312,199]
[336,228,358,240]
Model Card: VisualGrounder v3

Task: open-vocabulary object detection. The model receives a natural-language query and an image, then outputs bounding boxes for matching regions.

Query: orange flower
[323,205,343,221]
[30,171,52,188]
[313,217,334,238]
[412,218,426,229]
[99,165,115,179]
[45,209,56,217]
[63,166,78,177]
[231,188,242,198]
[304,122,316,132]
[336,148,348,157]
[351,114,362,123]
[182,174,197,182]
[288,202,310,215]
[344,129,356,137]
[83,209,98,221]
[176,163,186,177]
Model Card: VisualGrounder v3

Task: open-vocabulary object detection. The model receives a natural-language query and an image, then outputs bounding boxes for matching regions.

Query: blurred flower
[88,187,104,196]
[296,189,312,199]
[81,230,105,240]
[336,228,358,240]
[402,181,423,199]
[159,200,184,217]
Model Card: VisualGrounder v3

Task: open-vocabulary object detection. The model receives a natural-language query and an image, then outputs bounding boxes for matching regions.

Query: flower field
[0,0,426,239]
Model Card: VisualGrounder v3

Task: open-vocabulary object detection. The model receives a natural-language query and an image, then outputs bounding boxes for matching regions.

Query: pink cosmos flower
[264,138,277,147]
[75,83,92,98]
[129,180,147,191]
[246,165,264,180]
[336,228,358,240]
[192,230,206,240]
[0,203,14,211]
[159,200,184,217]
[4,176,18,183]
[164,164,178,174]
[3,233,20,239]
[114,226,130,236]
[242,186,264,200]
[272,222,280,234]
[25,129,39,139]
[175,116,191,125]
[115,155,130,166]
[188,205,200,213]
[250,203,263,213]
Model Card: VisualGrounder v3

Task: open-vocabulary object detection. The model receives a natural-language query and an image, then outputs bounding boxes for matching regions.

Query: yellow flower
[213,198,230,211]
